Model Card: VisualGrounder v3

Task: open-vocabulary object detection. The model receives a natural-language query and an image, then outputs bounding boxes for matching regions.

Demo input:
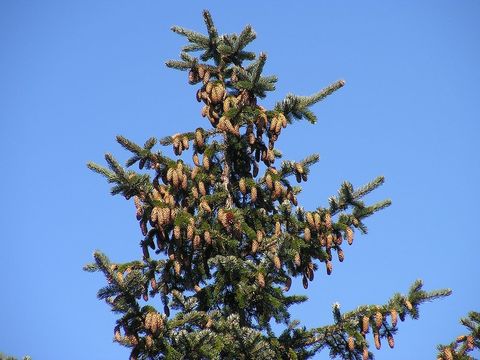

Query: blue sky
[1,1,479,359]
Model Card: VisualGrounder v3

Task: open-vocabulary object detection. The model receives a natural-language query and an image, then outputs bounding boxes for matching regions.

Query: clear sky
[1,1,479,359]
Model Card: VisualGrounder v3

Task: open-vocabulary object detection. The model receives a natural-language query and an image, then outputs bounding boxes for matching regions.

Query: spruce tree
[85,10,452,359]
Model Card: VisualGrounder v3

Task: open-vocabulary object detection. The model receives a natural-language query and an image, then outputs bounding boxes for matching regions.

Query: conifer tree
[85,10,452,359]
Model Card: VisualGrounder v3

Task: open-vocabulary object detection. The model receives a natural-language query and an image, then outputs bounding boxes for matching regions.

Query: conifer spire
[85,10,451,359]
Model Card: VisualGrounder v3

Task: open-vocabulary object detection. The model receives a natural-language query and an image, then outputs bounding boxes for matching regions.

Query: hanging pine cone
[181,136,189,150]
[306,212,315,228]
[405,299,413,311]
[302,275,308,289]
[202,155,210,170]
[256,229,264,242]
[198,181,206,196]
[362,347,369,360]
[201,105,209,117]
[251,186,258,203]
[273,180,282,198]
[204,230,212,246]
[313,213,321,230]
[387,334,395,349]
[466,335,474,350]
[326,260,333,275]
[251,239,259,253]
[374,332,381,350]
[375,311,383,328]
[173,225,181,240]
[284,277,292,291]
[191,187,199,199]
[191,165,199,180]
[193,234,201,249]
[275,221,281,237]
[362,316,370,334]
[348,336,355,351]
[304,227,311,242]
[346,227,354,245]
[273,255,281,270]
[145,335,153,349]
[324,212,332,229]
[294,252,301,267]
[188,69,200,84]
[210,82,225,103]
[239,178,246,195]
[265,174,273,190]
[390,309,398,327]
[337,248,344,262]
[443,347,453,360]
[187,224,194,240]
[257,273,265,288]
[326,234,333,249]
[194,284,202,293]
[114,326,122,342]
[193,153,200,166]
[174,260,181,275]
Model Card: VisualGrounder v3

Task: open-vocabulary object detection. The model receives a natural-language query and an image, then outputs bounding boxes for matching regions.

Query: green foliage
[85,10,451,360]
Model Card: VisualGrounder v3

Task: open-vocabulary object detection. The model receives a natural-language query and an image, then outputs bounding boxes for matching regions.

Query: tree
[85,10,452,359]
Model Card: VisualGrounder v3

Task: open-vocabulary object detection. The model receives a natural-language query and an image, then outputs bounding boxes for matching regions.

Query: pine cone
[294,252,301,267]
[174,260,181,275]
[313,213,321,230]
[443,347,453,360]
[346,227,354,245]
[326,260,333,275]
[324,212,332,229]
[193,234,201,249]
[306,212,315,228]
[275,221,282,237]
[265,174,273,190]
[257,273,265,288]
[387,334,395,349]
[255,229,263,242]
[304,227,311,242]
[273,255,281,270]
[375,311,383,328]
[251,239,259,253]
[202,155,210,170]
[363,347,369,360]
[251,186,258,203]
[204,230,212,245]
[466,335,474,350]
[187,224,194,240]
[199,181,206,196]
[348,336,355,351]
[210,82,225,104]
[239,178,246,195]
[337,249,344,262]
[181,174,188,190]
[174,225,181,240]
[405,299,413,311]
[145,335,153,349]
[193,153,200,166]
[284,277,292,291]
[181,136,189,150]
[362,316,370,334]
[390,309,398,327]
[374,332,381,350]
[326,234,333,249]
[273,180,282,198]
[302,275,308,289]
